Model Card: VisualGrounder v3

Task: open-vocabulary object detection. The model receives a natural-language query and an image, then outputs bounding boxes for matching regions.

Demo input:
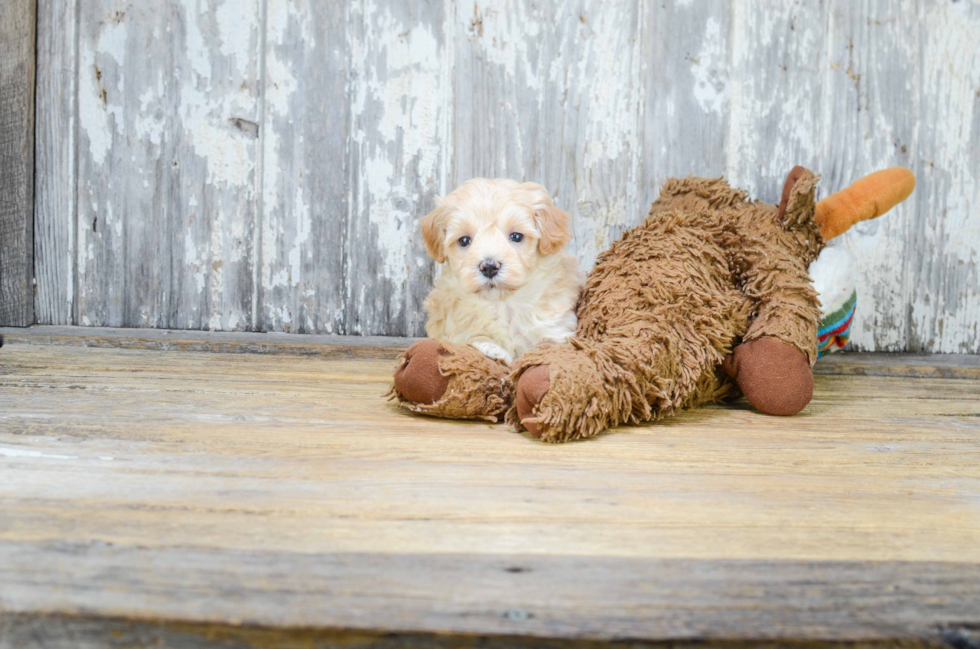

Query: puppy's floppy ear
[536,203,572,254]
[522,182,571,255]
[420,201,451,263]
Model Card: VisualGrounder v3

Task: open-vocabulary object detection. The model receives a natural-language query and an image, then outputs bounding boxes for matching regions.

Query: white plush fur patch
[809,246,855,317]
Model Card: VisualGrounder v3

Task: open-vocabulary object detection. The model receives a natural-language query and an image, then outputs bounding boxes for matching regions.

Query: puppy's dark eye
[458,236,472,247]
[509,232,524,243]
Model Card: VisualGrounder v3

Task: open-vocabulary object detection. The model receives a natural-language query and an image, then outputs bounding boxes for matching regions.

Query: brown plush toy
[390,167,915,442]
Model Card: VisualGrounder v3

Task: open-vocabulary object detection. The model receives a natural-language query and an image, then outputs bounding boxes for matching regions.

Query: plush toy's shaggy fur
[389,166,915,443]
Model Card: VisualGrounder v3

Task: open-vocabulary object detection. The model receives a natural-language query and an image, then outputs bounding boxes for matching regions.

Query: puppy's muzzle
[479,259,502,279]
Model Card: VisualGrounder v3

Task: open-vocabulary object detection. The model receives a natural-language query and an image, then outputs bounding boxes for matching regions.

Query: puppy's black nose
[479,259,501,278]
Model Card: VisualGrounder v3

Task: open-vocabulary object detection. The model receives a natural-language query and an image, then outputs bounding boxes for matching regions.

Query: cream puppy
[421,179,582,365]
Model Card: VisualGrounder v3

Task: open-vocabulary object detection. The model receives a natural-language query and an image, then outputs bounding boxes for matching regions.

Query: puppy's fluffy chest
[425,253,581,361]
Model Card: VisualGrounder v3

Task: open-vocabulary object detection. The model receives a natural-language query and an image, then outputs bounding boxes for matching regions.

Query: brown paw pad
[393,339,450,405]
[516,365,551,438]
[726,338,813,416]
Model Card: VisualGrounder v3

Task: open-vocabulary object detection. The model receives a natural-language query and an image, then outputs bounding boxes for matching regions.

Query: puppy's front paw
[471,341,513,365]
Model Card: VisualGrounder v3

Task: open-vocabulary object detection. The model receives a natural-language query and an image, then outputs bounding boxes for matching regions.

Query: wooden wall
[0,0,36,327]
[33,0,980,352]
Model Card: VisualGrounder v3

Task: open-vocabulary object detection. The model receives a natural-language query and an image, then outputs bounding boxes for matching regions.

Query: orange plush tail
[815,167,916,240]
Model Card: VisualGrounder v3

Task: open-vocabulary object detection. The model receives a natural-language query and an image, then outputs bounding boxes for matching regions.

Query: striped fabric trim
[817,289,857,358]
[818,291,857,338]
[819,308,855,341]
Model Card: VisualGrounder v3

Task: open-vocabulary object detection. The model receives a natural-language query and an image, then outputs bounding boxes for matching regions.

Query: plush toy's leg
[724,167,826,416]
[390,339,512,422]
[727,253,818,418]
[510,339,652,442]
[509,211,750,441]
[510,337,737,442]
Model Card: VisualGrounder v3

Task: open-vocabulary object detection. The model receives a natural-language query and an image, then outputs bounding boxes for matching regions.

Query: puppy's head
[420,179,571,294]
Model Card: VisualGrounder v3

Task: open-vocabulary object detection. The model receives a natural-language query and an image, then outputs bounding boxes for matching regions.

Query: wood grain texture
[3,615,978,649]
[12,617,980,649]
[3,551,980,646]
[0,325,413,358]
[33,0,77,326]
[0,0,36,327]
[32,0,980,350]
[813,350,980,380]
[0,344,979,644]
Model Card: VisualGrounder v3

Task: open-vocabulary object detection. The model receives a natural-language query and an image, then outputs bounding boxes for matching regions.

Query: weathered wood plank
[168,0,262,331]
[3,614,975,649]
[75,1,261,330]
[2,548,980,646]
[814,0,921,354]
[257,1,350,334]
[0,0,36,327]
[905,0,980,353]
[345,0,454,336]
[640,0,731,204]
[0,325,412,358]
[76,3,166,326]
[726,1,834,198]
[0,345,978,643]
[34,0,78,326]
[813,350,980,381]
[454,0,644,271]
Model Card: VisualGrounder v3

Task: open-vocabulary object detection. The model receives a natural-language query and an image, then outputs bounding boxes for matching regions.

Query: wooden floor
[1,328,979,648]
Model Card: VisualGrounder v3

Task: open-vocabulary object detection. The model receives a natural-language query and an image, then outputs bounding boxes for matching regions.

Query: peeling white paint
[259,0,325,332]
[691,17,729,116]
[216,0,257,62]
[270,269,289,289]
[263,48,298,116]
[289,184,311,287]
[465,2,542,92]
[349,0,454,332]
[78,19,127,167]
[71,0,262,330]
[572,3,643,270]
[830,1,980,353]
[178,0,260,330]
[176,1,258,189]
[195,121,253,186]
[726,0,828,192]
[905,2,980,352]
